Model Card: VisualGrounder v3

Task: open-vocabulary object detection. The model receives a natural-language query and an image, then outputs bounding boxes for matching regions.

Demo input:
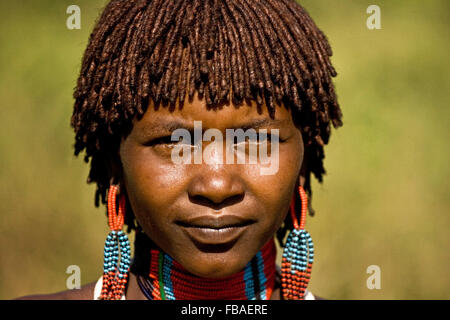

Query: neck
[132,234,277,300]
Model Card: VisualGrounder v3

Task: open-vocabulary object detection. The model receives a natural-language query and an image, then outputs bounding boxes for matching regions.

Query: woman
[19,0,342,300]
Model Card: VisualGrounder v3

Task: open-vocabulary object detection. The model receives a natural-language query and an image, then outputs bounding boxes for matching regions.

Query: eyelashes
[144,135,178,147]
[236,133,281,144]
[146,133,282,147]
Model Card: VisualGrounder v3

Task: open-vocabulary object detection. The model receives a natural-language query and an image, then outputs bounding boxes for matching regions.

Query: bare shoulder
[15,281,97,300]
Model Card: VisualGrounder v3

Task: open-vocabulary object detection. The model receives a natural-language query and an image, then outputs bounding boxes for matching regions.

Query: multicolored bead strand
[136,239,277,300]
[281,186,315,300]
[99,185,132,300]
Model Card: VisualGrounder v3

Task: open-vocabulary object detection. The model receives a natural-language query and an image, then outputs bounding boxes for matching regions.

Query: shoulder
[14,281,97,300]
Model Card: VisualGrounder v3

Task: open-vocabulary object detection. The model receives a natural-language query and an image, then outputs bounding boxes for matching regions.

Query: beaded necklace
[136,239,276,300]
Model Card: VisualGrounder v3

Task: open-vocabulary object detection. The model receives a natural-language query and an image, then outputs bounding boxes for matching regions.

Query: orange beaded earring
[98,185,131,300]
[281,186,314,300]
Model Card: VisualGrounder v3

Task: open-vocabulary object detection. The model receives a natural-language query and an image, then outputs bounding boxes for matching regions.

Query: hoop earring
[281,186,315,300]
[98,185,131,300]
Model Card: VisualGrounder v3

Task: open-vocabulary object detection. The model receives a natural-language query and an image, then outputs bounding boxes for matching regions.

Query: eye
[144,135,197,148]
[237,133,281,144]
[144,135,176,147]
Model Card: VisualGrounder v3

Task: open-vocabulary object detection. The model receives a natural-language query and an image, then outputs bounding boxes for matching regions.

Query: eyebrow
[237,118,288,130]
[141,118,289,136]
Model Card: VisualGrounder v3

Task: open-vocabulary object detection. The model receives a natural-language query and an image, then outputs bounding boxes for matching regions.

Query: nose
[187,168,245,210]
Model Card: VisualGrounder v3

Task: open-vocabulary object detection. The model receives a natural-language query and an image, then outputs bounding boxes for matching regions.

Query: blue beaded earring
[281,186,315,300]
[98,184,131,300]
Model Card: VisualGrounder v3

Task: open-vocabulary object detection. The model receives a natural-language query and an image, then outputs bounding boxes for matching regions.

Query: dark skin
[17,94,307,300]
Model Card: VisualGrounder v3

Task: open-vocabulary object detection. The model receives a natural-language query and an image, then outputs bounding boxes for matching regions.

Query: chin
[181,250,249,279]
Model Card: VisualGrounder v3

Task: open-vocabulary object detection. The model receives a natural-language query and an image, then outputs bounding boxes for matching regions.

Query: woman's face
[119,95,304,278]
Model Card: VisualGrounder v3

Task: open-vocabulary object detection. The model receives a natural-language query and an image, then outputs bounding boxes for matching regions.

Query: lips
[175,215,256,245]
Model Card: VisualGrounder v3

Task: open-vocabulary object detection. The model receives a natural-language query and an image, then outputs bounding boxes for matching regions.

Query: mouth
[175,215,256,245]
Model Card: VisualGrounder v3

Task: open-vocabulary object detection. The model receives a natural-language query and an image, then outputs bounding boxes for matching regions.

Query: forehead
[132,95,294,133]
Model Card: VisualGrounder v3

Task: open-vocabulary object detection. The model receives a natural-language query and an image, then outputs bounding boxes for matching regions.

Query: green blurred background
[0,0,448,299]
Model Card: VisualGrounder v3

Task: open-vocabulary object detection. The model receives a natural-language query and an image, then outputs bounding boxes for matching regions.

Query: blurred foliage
[0,0,448,299]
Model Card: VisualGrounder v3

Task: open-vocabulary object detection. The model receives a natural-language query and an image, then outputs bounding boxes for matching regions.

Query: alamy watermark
[366,265,381,290]
[66,5,81,30]
[170,121,280,176]
[66,265,81,289]
[366,5,381,30]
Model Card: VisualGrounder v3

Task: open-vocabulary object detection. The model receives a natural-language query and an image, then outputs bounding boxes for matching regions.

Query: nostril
[187,173,246,208]
[188,193,244,211]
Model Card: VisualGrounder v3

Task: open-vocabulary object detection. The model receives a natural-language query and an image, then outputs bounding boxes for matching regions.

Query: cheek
[246,140,303,231]
[120,148,188,232]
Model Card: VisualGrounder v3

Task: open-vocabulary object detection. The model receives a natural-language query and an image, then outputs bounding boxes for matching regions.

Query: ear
[106,151,124,187]
[298,146,308,187]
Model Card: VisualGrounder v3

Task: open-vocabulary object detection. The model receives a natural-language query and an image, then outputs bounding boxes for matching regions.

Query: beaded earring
[98,185,132,300]
[281,186,315,300]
